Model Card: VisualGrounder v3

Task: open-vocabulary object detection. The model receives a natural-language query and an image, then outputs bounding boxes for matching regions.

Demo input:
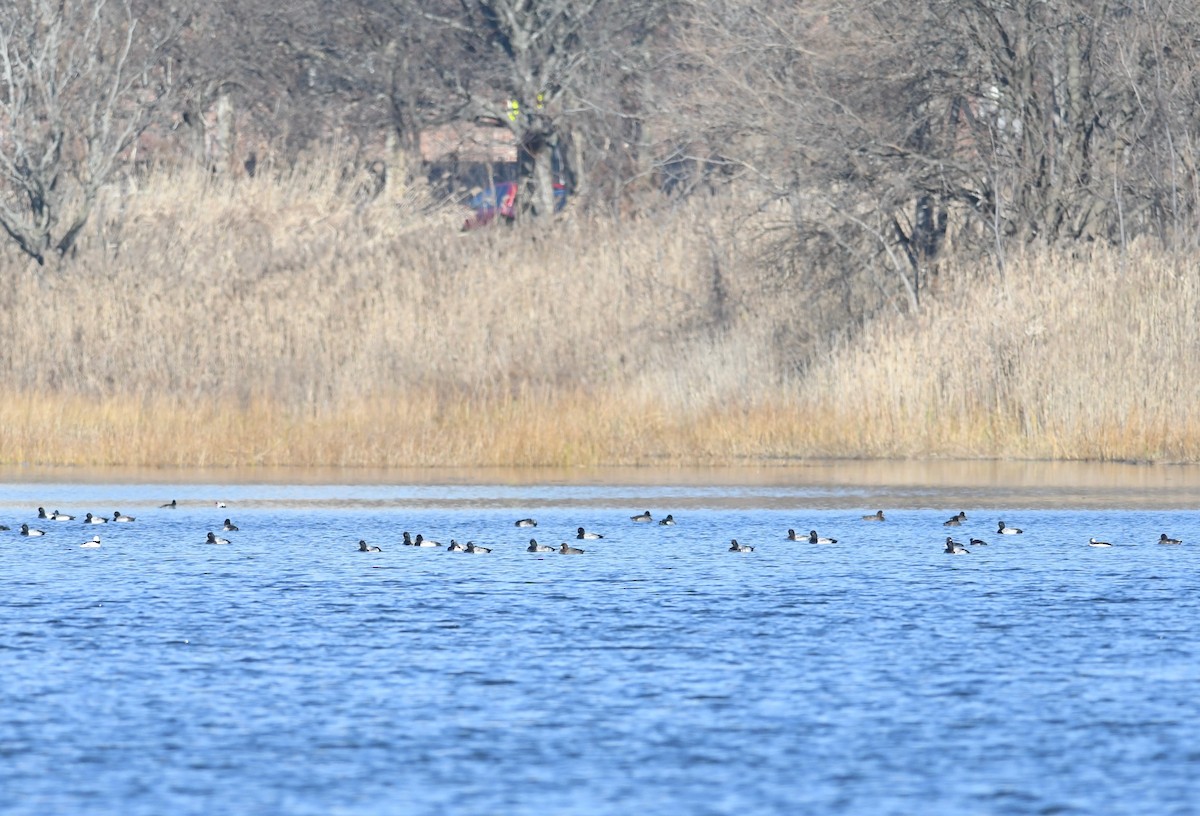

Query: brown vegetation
[3,2,1200,466]
[798,246,1200,461]
[0,163,1197,467]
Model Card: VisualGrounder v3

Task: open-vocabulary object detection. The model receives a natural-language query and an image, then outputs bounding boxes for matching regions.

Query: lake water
[2,463,1199,815]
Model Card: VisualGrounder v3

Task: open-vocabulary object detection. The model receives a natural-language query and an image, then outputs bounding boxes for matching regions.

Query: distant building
[419,120,517,165]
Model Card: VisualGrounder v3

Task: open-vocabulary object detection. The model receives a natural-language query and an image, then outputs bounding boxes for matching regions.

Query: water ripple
[2,493,1199,814]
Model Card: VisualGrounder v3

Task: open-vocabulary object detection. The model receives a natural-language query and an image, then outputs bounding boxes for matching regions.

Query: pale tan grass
[796,244,1200,461]
[0,390,818,467]
[1,163,758,407]
[2,160,1199,465]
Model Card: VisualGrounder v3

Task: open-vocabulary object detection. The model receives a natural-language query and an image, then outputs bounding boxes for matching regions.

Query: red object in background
[463,182,519,229]
[462,181,567,230]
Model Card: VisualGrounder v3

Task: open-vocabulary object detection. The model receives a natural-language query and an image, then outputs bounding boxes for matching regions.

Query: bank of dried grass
[795,245,1200,461]
[0,162,1196,466]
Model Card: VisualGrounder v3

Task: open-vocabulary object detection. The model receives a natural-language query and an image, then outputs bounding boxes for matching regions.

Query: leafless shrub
[0,0,179,265]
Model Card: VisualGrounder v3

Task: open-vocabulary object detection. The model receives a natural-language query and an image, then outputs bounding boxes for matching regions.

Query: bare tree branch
[0,0,179,266]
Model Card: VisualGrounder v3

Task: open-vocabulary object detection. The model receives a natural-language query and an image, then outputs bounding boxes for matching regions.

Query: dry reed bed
[795,246,1200,460]
[0,164,789,465]
[0,390,810,467]
[0,162,1197,465]
[1,165,757,401]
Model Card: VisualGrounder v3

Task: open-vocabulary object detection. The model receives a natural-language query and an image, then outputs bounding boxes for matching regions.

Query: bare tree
[402,0,678,217]
[683,0,1200,322]
[154,0,686,212]
[941,0,1200,249]
[0,0,178,266]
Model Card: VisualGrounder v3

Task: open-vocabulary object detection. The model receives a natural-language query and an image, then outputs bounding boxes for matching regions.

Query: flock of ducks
[930,511,1183,554]
[10,508,143,542]
[2,503,679,553]
[349,508,1186,556]
[2,502,238,548]
[2,504,1186,555]
[353,510,678,555]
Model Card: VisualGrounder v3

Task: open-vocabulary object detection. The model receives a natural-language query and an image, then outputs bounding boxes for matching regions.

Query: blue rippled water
[2,481,1199,815]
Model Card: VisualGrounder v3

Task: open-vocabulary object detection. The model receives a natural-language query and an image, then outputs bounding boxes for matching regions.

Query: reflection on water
[2,460,1200,509]
[1,467,1199,815]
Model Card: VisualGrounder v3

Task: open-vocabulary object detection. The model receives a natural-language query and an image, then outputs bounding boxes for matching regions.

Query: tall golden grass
[0,159,1197,466]
[796,245,1200,461]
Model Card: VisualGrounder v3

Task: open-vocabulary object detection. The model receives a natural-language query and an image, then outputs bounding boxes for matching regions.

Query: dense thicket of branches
[681,0,1200,309]
[4,0,1200,308]
[0,0,179,264]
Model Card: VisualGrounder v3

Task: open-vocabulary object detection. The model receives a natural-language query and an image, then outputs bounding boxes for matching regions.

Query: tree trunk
[531,137,557,217]
[212,92,235,174]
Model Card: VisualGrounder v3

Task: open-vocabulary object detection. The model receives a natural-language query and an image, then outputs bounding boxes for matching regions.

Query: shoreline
[4,459,1200,510]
